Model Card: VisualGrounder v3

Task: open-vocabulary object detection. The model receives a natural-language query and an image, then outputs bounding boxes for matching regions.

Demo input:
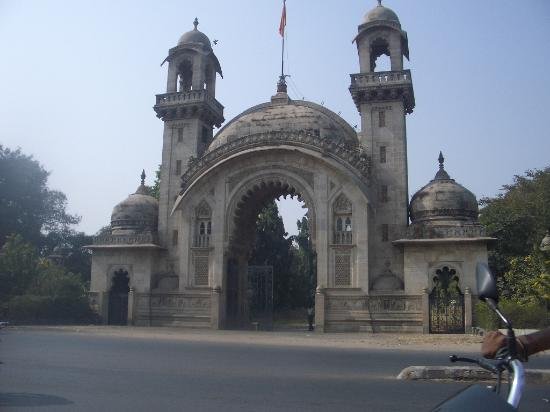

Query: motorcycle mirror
[476,262,499,304]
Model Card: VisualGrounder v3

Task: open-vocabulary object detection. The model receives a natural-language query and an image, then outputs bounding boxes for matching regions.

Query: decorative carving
[334,252,351,286]
[407,223,486,239]
[180,130,371,193]
[196,200,212,218]
[193,250,209,286]
[333,194,352,214]
[93,233,159,245]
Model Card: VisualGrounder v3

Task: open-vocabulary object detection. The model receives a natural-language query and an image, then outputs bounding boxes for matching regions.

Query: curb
[397,366,550,385]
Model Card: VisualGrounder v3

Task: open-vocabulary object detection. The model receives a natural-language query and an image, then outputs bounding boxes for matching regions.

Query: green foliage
[289,216,316,308]
[0,234,39,299]
[479,167,550,277]
[5,295,96,324]
[501,254,549,305]
[475,300,549,330]
[0,235,94,324]
[249,202,295,310]
[150,164,161,200]
[42,230,93,283]
[0,145,80,247]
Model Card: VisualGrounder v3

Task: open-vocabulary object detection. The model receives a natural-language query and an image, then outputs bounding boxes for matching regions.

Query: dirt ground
[6,325,490,353]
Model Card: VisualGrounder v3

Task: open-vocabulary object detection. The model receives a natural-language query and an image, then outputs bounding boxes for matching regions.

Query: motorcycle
[431,262,525,411]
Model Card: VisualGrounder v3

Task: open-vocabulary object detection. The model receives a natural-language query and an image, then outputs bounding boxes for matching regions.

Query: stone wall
[325,292,423,333]
[133,291,211,327]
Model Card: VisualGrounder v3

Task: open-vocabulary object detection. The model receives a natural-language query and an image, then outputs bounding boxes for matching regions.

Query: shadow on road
[0,392,73,407]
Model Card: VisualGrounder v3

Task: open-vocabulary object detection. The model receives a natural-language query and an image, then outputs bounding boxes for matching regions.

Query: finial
[140,169,146,186]
[434,151,450,180]
[377,0,382,6]
[193,18,199,30]
[277,74,288,93]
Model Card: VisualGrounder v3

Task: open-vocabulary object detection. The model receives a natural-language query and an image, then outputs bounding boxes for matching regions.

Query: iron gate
[429,266,464,334]
[247,265,273,329]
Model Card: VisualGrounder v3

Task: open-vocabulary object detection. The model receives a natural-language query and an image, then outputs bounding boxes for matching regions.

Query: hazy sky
[1,0,549,237]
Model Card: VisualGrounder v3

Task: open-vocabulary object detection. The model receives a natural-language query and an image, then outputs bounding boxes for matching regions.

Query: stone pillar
[315,286,326,333]
[127,287,135,326]
[464,287,472,334]
[211,285,222,329]
[422,287,430,334]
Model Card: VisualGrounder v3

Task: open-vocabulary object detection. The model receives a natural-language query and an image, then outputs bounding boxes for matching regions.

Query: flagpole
[277,0,287,93]
[281,29,285,77]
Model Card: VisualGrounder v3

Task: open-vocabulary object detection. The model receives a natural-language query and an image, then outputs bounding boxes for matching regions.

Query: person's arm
[482,327,550,360]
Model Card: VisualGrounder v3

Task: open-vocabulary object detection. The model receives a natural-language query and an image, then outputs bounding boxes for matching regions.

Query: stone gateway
[89,3,492,332]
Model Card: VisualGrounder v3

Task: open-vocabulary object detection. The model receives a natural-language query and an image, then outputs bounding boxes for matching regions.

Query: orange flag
[279,0,286,37]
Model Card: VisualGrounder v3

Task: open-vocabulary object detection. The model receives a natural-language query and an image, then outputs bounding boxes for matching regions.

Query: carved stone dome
[111,172,159,235]
[207,92,358,152]
[178,18,212,50]
[364,1,400,25]
[410,153,478,224]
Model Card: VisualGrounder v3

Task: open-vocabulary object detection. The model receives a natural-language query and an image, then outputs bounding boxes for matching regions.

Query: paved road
[1,328,549,411]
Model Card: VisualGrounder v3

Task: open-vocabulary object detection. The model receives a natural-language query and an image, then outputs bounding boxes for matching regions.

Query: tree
[0,234,39,299]
[290,216,316,308]
[0,146,80,247]
[479,167,550,277]
[150,164,161,200]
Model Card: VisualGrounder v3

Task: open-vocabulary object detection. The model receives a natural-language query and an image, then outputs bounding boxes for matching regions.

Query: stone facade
[89,2,490,333]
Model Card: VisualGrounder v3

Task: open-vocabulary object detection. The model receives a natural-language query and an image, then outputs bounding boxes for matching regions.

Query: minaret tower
[349,1,415,287]
[154,19,224,248]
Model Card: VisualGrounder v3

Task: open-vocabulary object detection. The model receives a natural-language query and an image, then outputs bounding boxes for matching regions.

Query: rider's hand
[481,330,506,359]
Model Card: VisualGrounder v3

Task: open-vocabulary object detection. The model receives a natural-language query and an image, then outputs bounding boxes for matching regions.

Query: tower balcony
[349,69,415,114]
[154,89,225,126]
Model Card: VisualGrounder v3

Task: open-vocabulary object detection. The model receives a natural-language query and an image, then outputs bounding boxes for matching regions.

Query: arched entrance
[108,269,130,325]
[224,174,317,330]
[429,266,465,333]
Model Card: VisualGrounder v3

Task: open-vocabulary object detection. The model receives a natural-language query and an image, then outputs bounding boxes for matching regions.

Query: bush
[475,299,549,330]
[5,294,97,324]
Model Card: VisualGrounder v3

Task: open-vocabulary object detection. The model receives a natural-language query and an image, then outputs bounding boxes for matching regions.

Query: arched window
[336,218,343,232]
[370,38,391,72]
[194,200,212,248]
[345,217,352,232]
[333,194,352,245]
[177,60,193,92]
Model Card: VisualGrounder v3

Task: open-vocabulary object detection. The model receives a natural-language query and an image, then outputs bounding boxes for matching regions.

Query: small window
[172,230,178,246]
[378,111,385,127]
[380,185,388,203]
[382,224,389,242]
[336,218,343,232]
[175,160,182,175]
[207,221,212,235]
[380,146,387,164]
[199,222,205,235]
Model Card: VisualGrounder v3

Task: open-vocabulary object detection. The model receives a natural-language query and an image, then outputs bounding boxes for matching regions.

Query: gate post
[211,285,222,329]
[464,287,472,334]
[315,286,326,333]
[127,287,135,326]
[422,287,430,334]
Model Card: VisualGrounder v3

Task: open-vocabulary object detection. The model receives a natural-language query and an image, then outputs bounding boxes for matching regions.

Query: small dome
[111,171,159,235]
[364,1,400,24]
[178,18,211,50]
[410,153,478,223]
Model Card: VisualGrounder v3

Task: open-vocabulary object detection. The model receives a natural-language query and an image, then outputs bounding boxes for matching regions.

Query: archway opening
[108,269,130,325]
[225,180,316,331]
[370,38,392,72]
